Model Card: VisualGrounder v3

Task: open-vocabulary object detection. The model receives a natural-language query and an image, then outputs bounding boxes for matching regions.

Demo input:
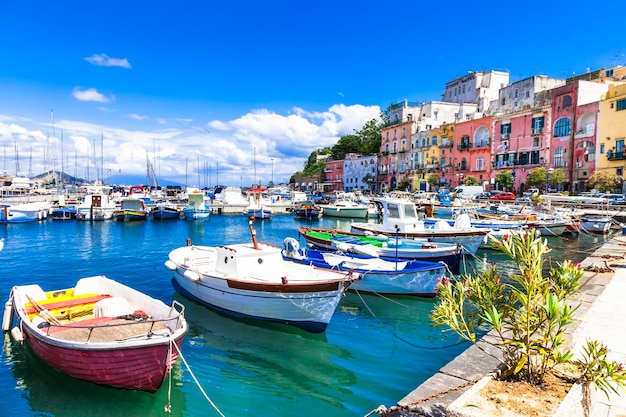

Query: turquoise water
[0,214,612,417]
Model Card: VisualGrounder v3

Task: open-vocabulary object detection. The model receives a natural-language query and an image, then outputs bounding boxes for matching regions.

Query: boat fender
[183,270,201,281]
[164,260,177,271]
[11,326,23,343]
[2,300,14,332]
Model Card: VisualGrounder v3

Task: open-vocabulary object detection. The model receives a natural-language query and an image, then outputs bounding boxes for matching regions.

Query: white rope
[171,339,226,417]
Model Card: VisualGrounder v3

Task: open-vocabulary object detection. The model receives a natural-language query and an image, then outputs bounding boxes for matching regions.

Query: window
[514,88,518,99]
[553,146,565,167]
[476,156,485,171]
[432,135,438,145]
[562,95,572,109]
[531,116,544,134]
[616,139,625,157]
[554,118,571,137]
[500,123,511,138]
[525,91,530,98]
[617,99,626,111]
[533,138,539,147]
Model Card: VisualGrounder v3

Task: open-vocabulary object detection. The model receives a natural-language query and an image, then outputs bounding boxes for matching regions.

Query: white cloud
[85,53,132,69]
[0,104,380,186]
[72,88,114,103]
[129,113,149,121]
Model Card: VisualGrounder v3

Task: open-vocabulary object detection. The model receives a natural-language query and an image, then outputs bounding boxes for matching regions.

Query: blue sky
[0,1,624,187]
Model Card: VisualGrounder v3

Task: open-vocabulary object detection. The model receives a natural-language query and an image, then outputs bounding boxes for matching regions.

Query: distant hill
[31,171,186,188]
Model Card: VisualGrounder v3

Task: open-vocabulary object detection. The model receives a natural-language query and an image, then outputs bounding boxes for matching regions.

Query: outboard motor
[283,237,300,257]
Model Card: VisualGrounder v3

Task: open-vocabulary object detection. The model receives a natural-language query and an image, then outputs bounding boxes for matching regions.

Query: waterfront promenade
[383,233,626,417]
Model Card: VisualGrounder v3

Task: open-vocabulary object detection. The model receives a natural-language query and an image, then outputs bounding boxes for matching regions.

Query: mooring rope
[353,288,468,350]
[170,339,226,417]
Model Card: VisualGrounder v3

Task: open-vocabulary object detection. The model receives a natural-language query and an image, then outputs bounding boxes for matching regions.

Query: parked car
[490,191,517,201]
[473,191,498,201]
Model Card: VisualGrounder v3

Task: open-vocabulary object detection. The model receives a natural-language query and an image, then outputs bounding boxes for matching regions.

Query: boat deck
[44,317,169,343]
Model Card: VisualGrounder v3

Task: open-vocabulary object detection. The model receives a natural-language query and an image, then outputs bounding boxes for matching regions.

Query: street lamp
[545,167,554,193]
[270,158,274,185]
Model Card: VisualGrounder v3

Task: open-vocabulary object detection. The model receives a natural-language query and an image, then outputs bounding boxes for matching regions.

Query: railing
[531,127,543,135]
[607,151,625,161]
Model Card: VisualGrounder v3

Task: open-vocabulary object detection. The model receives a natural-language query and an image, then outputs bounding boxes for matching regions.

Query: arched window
[562,95,572,108]
[553,146,565,168]
[554,118,571,137]
[474,126,489,147]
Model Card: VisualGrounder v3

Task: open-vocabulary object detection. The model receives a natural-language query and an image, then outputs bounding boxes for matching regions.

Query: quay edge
[378,233,626,417]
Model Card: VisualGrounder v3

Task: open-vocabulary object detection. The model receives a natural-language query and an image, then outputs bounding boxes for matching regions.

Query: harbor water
[0,213,614,417]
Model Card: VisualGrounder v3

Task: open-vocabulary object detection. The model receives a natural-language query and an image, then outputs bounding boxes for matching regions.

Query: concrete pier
[380,233,626,417]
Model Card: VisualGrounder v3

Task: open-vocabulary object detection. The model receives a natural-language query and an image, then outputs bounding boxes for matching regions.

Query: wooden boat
[350,197,488,255]
[115,198,150,221]
[281,238,447,297]
[183,191,211,220]
[293,200,322,219]
[580,216,613,234]
[4,275,188,392]
[298,226,462,274]
[164,218,355,333]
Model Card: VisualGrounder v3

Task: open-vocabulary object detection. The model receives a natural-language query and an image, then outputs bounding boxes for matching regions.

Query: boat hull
[580,217,612,234]
[10,276,188,392]
[321,206,368,219]
[283,249,446,296]
[22,327,184,392]
[166,244,351,333]
[152,207,181,220]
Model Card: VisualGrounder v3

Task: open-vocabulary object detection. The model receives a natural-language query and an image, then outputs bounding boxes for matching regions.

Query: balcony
[473,140,490,149]
[500,133,510,140]
[531,127,543,135]
[439,141,453,148]
[457,143,471,151]
[607,151,626,161]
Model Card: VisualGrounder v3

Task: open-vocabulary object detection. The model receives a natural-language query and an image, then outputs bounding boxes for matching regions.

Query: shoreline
[380,232,626,417]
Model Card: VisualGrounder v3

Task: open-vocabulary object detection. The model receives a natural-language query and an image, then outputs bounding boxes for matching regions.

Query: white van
[453,185,484,199]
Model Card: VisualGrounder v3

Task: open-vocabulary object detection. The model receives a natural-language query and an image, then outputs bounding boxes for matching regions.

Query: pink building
[449,117,492,190]
[492,107,552,193]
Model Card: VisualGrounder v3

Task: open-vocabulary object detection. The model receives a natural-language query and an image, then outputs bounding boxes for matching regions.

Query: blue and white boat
[350,197,489,255]
[580,216,613,234]
[282,238,447,297]
[183,191,211,221]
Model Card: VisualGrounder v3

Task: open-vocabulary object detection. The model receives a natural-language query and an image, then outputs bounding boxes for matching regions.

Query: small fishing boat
[282,238,447,297]
[115,198,150,221]
[76,191,117,221]
[298,226,462,274]
[321,200,368,219]
[164,219,355,333]
[246,187,272,220]
[152,201,182,220]
[350,197,488,255]
[183,190,211,220]
[0,201,51,223]
[580,216,613,234]
[293,200,322,219]
[3,275,188,392]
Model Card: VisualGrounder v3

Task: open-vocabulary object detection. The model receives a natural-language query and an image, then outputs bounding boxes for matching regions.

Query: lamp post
[270,158,274,185]
[545,167,554,193]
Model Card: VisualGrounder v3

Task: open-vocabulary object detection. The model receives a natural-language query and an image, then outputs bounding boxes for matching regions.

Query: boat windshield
[403,203,419,219]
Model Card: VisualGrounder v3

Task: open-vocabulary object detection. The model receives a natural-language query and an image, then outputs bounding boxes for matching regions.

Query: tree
[496,171,513,191]
[549,168,566,190]
[356,118,383,155]
[331,135,361,160]
[427,173,440,189]
[526,167,548,189]
[464,176,480,186]
[587,170,621,192]
[396,178,410,191]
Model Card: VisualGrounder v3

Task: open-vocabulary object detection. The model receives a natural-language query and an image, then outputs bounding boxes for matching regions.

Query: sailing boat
[245,147,272,220]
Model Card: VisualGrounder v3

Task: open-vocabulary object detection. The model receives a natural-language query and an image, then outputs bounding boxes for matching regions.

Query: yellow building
[597,83,626,183]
